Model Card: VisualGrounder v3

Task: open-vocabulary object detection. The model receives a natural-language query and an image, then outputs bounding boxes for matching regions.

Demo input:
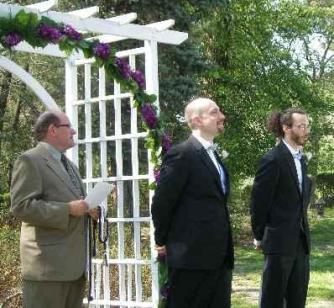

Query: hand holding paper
[85,182,115,210]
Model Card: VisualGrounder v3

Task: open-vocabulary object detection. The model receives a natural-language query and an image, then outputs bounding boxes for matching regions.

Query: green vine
[0,10,172,187]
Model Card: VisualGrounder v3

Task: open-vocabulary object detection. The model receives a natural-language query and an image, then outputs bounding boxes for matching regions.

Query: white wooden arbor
[0,1,188,307]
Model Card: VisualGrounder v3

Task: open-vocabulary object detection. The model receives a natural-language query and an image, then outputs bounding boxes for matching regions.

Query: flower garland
[0,10,172,187]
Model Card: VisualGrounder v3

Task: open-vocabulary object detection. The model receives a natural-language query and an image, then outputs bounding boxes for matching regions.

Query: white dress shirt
[283,139,303,192]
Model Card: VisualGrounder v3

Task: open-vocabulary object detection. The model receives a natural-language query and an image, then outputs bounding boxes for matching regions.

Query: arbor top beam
[0,3,188,46]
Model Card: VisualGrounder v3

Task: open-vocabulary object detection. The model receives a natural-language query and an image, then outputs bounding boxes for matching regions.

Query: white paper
[85,182,114,210]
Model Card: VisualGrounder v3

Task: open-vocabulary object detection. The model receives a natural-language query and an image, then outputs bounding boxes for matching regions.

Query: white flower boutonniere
[221,150,229,159]
[303,151,313,161]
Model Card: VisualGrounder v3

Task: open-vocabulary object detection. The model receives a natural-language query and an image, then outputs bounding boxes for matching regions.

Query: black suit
[151,136,234,307]
[250,142,312,308]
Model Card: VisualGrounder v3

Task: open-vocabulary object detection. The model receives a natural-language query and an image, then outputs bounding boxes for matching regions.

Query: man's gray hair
[34,111,61,141]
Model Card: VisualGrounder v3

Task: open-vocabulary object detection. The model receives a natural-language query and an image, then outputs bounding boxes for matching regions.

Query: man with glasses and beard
[250,108,312,308]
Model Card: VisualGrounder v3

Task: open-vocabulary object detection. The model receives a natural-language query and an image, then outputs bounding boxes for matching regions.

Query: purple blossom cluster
[115,58,146,89]
[131,70,145,88]
[154,169,161,184]
[160,282,171,300]
[141,104,158,129]
[161,133,172,153]
[62,25,81,41]
[38,24,63,43]
[115,57,132,79]
[93,43,111,60]
[2,32,22,48]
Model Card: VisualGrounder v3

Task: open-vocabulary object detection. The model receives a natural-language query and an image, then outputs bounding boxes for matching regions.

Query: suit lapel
[279,142,302,197]
[214,151,230,196]
[37,144,82,198]
[301,157,308,202]
[188,136,226,196]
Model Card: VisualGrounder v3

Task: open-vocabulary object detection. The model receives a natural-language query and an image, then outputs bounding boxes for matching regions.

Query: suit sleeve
[250,155,279,241]
[151,146,189,246]
[10,155,69,230]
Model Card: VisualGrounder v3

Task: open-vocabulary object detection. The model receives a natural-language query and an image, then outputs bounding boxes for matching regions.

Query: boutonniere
[303,151,313,161]
[221,149,229,159]
[214,143,229,159]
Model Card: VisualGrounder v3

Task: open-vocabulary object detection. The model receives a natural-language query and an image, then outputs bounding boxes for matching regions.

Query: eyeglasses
[292,124,310,130]
[55,124,72,129]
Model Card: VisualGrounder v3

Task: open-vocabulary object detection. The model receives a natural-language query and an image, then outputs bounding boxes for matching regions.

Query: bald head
[185,97,217,129]
[184,97,225,141]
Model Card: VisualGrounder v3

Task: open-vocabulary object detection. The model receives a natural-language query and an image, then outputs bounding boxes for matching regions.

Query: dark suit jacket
[250,142,312,256]
[151,136,234,270]
[10,143,86,281]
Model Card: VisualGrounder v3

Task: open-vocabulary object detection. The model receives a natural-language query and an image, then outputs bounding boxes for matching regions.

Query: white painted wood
[127,264,133,302]
[0,55,59,110]
[145,19,175,31]
[69,6,99,19]
[0,2,189,306]
[92,259,150,265]
[76,133,148,143]
[65,58,79,164]
[129,54,143,304]
[144,40,160,308]
[26,0,57,12]
[82,175,150,184]
[114,80,126,308]
[87,19,175,44]
[108,13,137,25]
[0,3,188,45]
[98,67,107,180]
[84,64,93,193]
[14,41,66,57]
[84,299,153,308]
[95,263,102,305]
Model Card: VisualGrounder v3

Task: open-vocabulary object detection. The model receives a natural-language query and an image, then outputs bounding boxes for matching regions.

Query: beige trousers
[22,276,85,308]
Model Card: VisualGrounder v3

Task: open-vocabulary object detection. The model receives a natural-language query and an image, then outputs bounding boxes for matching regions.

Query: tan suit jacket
[10,143,86,281]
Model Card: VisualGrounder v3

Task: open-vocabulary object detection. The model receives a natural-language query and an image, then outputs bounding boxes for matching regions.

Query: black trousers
[260,235,309,308]
[167,263,232,308]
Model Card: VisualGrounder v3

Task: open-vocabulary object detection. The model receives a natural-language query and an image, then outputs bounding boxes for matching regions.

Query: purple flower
[157,252,166,263]
[115,57,131,79]
[161,133,172,153]
[62,25,81,41]
[141,104,158,129]
[131,70,145,88]
[93,42,110,60]
[38,24,63,43]
[154,169,161,184]
[160,282,171,300]
[93,43,110,60]
[2,32,22,48]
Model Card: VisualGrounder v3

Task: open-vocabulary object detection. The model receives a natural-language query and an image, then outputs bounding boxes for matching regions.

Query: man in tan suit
[11,111,93,308]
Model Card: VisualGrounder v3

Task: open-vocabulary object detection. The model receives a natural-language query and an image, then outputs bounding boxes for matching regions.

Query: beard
[291,132,308,146]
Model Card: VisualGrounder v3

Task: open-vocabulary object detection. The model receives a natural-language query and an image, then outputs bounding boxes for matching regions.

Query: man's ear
[282,124,290,135]
[47,124,57,137]
[192,115,202,128]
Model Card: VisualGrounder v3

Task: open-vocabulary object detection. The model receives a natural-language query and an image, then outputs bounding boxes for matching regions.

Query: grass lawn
[232,208,334,307]
[1,208,333,307]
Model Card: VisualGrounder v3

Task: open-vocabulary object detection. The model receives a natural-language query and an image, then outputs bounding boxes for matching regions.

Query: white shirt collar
[192,132,213,150]
[282,139,301,156]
